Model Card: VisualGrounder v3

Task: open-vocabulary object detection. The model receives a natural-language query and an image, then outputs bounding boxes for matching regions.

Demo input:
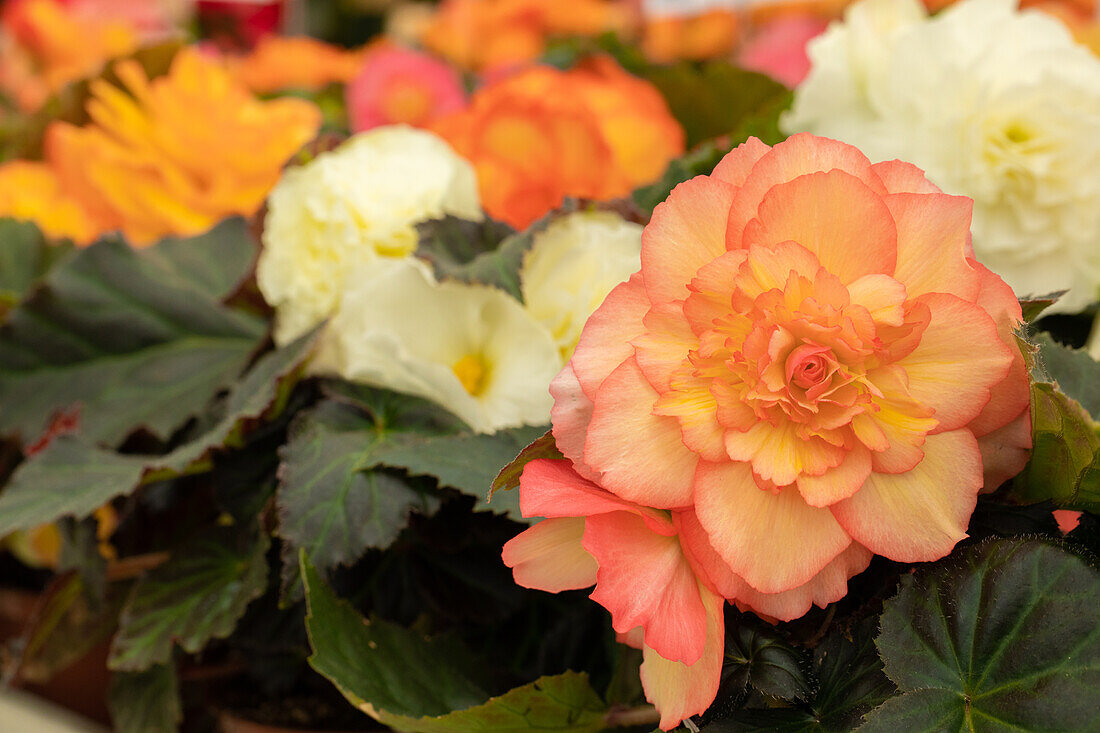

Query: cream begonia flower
[257,125,482,344]
[521,211,643,362]
[323,258,561,433]
[784,0,1100,312]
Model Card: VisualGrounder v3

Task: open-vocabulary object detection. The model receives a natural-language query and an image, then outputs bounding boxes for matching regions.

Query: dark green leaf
[0,236,265,446]
[0,219,73,311]
[722,620,810,701]
[706,617,893,732]
[1019,293,1064,323]
[302,552,608,731]
[639,62,792,149]
[139,217,256,301]
[376,423,549,509]
[415,216,517,275]
[56,515,108,604]
[864,538,1100,732]
[489,431,562,498]
[108,525,270,671]
[0,331,317,536]
[275,402,442,581]
[107,664,181,733]
[301,551,488,716]
[1009,334,1100,511]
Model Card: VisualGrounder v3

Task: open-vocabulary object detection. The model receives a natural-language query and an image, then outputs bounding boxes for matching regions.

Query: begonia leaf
[489,430,562,498]
[0,331,316,536]
[862,538,1100,732]
[1018,292,1064,323]
[722,619,810,702]
[108,523,270,672]
[107,664,181,733]
[1009,333,1100,511]
[0,218,73,315]
[275,401,443,584]
[415,215,529,300]
[639,62,792,149]
[301,552,609,732]
[706,617,893,731]
[0,230,264,447]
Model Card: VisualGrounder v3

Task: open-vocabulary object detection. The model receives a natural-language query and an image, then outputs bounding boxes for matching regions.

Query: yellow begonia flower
[0,161,100,243]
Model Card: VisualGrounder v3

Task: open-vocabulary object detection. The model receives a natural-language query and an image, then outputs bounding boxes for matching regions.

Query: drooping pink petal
[639,581,725,731]
[897,292,1013,433]
[885,192,980,301]
[694,461,851,593]
[585,358,698,508]
[642,175,737,305]
[518,458,675,535]
[571,273,649,401]
[831,429,982,562]
[726,133,884,247]
[585,512,707,664]
[741,169,897,283]
[502,517,598,592]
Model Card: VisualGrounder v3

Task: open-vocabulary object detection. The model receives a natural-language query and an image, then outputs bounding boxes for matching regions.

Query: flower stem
[604,704,661,728]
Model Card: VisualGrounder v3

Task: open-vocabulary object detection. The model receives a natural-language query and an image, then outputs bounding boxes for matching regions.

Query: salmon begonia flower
[432,57,684,228]
[504,133,1031,728]
[346,44,466,132]
[42,47,321,247]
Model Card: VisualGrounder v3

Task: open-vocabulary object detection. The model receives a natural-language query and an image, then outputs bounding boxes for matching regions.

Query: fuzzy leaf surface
[0,331,316,536]
[862,538,1100,732]
[108,525,270,671]
[301,553,608,731]
[0,234,264,445]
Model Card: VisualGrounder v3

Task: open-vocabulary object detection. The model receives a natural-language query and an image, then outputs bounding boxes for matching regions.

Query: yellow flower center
[453,354,489,396]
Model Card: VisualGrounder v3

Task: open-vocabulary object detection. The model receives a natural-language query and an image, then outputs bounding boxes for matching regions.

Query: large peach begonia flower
[432,57,684,228]
[43,47,321,247]
[504,133,1031,728]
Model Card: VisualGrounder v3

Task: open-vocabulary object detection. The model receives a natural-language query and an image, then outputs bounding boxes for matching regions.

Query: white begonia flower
[323,258,561,434]
[521,210,643,362]
[257,125,482,344]
[783,0,1100,312]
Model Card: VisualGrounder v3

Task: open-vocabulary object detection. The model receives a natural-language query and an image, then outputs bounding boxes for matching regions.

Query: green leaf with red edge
[300,551,610,732]
[0,329,318,537]
[0,224,263,448]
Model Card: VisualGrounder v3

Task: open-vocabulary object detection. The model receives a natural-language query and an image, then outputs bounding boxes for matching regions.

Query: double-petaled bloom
[503,133,1032,728]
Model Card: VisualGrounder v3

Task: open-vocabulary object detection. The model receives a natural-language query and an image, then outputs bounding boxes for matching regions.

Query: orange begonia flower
[226,35,367,94]
[43,47,321,246]
[0,0,140,111]
[0,161,100,243]
[641,9,741,63]
[432,58,683,228]
[421,0,633,72]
